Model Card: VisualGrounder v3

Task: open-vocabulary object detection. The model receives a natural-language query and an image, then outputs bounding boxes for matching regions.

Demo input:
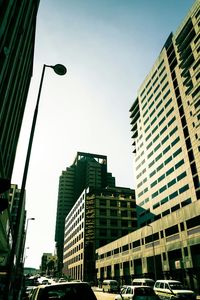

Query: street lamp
[23,217,35,263]
[148,224,157,280]
[7,63,67,297]
[23,247,30,265]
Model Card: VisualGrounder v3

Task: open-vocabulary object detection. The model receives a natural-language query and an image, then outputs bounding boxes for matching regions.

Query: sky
[12,0,195,269]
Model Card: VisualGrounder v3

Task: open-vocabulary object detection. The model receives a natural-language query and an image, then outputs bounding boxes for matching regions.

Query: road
[93,287,118,300]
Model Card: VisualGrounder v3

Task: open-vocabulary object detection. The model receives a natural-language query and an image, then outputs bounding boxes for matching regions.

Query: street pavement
[93,288,117,300]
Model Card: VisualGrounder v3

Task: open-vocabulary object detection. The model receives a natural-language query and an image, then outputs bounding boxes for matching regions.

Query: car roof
[122,285,153,289]
[37,282,90,289]
[155,280,181,283]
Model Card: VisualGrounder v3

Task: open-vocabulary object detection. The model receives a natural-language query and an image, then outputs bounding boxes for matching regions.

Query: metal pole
[148,225,157,281]
[7,65,47,298]
[22,218,35,264]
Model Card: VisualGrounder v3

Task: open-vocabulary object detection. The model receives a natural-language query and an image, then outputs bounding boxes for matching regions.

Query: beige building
[96,0,200,293]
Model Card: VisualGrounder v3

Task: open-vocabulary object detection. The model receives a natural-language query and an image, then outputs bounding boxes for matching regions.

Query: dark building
[63,186,136,283]
[0,1,39,298]
[55,152,115,275]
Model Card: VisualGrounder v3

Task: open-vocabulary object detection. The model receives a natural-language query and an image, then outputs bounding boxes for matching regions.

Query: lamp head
[52,64,67,76]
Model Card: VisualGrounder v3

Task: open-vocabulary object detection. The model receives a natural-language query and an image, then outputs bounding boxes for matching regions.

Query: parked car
[115,285,160,300]
[102,279,119,293]
[153,280,196,299]
[29,282,97,300]
[132,278,155,288]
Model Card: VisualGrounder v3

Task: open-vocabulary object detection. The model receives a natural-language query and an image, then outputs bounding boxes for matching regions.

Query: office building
[96,0,200,292]
[55,152,115,275]
[40,253,57,276]
[0,1,40,297]
[63,186,136,283]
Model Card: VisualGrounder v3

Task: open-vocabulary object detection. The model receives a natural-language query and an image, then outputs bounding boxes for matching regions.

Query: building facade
[0,1,40,298]
[40,253,57,276]
[63,186,136,283]
[96,0,200,293]
[55,152,115,275]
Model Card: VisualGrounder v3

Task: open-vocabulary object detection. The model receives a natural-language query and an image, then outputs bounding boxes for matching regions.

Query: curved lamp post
[8,64,67,297]
[23,217,35,263]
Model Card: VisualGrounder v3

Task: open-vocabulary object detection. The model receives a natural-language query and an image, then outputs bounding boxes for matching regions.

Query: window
[175,159,184,169]
[163,145,170,154]
[160,185,167,193]
[162,209,170,216]
[165,156,172,165]
[132,240,140,248]
[160,126,167,136]
[171,204,180,212]
[179,184,189,194]
[171,136,180,146]
[181,198,191,207]
[168,179,176,187]
[122,244,129,252]
[158,174,165,182]
[110,210,117,216]
[165,98,172,109]
[99,228,107,236]
[169,126,178,136]
[100,199,107,206]
[110,219,118,226]
[165,224,179,236]
[151,180,157,188]
[154,143,161,152]
[99,209,107,216]
[162,135,169,145]
[161,197,168,204]
[168,116,176,126]
[166,167,174,176]
[177,171,187,181]
[186,215,200,229]
[173,148,182,157]
[169,191,178,200]
[152,191,158,198]
[121,210,128,217]
[166,107,174,117]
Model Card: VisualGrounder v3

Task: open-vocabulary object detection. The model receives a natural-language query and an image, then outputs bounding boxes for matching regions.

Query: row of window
[64,242,84,258]
[64,252,83,265]
[98,199,135,208]
[99,214,200,259]
[143,80,169,119]
[140,60,165,100]
[137,153,184,199]
[99,208,136,218]
[136,135,181,181]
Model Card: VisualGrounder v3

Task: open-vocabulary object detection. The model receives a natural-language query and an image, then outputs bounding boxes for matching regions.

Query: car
[132,278,155,288]
[102,279,119,293]
[153,280,196,299]
[115,285,160,300]
[41,279,50,285]
[58,278,67,283]
[29,281,97,300]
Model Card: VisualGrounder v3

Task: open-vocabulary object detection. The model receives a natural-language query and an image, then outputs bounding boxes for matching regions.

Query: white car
[154,280,196,299]
[115,285,160,300]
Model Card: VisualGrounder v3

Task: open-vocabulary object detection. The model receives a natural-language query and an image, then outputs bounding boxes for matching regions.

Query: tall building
[96,0,200,292]
[130,0,199,227]
[0,1,40,298]
[55,152,115,275]
[63,186,136,283]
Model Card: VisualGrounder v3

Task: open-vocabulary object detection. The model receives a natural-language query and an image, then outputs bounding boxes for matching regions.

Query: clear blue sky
[12,0,195,268]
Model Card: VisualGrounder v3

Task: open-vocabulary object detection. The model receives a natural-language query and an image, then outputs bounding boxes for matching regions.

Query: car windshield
[169,283,185,290]
[41,284,97,300]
